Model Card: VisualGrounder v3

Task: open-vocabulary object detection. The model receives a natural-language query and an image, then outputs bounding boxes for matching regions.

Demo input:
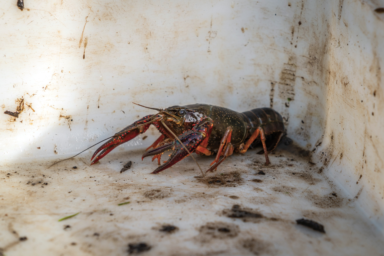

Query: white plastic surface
[1,0,384,255]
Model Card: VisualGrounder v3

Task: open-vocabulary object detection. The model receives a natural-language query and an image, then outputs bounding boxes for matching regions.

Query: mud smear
[275,136,311,162]
[278,56,296,127]
[0,224,26,254]
[356,174,362,184]
[127,243,151,254]
[79,16,88,48]
[278,56,296,102]
[143,189,171,200]
[354,187,363,200]
[241,238,274,256]
[269,82,275,108]
[197,171,243,187]
[198,221,239,241]
[83,37,88,59]
[251,196,278,206]
[272,185,296,194]
[306,191,343,208]
[59,114,72,130]
[16,98,24,113]
[223,205,277,223]
[289,172,321,185]
[302,209,347,219]
[206,17,217,53]
[338,0,344,20]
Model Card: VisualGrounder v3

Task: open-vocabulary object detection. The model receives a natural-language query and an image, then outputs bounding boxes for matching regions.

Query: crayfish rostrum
[89,103,285,174]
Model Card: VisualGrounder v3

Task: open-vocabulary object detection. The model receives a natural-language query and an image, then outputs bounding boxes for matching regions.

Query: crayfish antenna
[48,136,113,168]
[133,102,163,111]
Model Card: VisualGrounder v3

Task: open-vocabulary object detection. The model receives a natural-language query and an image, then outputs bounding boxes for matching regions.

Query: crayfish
[85,103,285,175]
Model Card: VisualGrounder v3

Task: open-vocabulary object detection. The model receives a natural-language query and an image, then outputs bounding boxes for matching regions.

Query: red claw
[90,115,156,165]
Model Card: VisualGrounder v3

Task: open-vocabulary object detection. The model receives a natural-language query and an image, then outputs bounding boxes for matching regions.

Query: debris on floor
[120,161,132,173]
[296,218,325,233]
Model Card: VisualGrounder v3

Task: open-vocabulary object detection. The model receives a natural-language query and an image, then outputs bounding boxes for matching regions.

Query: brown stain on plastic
[197,221,239,242]
[59,114,72,131]
[79,16,88,48]
[143,189,171,200]
[306,191,343,208]
[289,171,321,185]
[272,185,297,194]
[83,37,88,59]
[338,0,344,20]
[278,56,296,127]
[197,171,243,187]
[269,82,275,108]
[241,238,274,256]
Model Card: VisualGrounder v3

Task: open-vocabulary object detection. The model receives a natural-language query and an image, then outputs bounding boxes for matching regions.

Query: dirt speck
[241,27,245,33]
[241,238,274,255]
[306,191,343,208]
[158,224,179,234]
[198,221,239,241]
[229,195,239,199]
[257,171,266,175]
[251,179,263,183]
[142,136,148,140]
[143,189,171,200]
[197,171,243,187]
[223,205,267,223]
[375,8,384,13]
[128,243,151,254]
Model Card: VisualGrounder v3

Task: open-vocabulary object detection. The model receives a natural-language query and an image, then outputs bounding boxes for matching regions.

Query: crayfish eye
[179,109,185,115]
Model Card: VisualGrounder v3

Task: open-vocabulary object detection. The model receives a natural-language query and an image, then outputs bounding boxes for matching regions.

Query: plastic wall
[1,0,384,252]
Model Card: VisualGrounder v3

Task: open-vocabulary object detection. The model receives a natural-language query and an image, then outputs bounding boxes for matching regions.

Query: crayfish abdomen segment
[242,108,285,151]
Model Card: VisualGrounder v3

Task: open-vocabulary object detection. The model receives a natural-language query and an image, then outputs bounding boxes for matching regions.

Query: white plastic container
[1,0,384,255]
